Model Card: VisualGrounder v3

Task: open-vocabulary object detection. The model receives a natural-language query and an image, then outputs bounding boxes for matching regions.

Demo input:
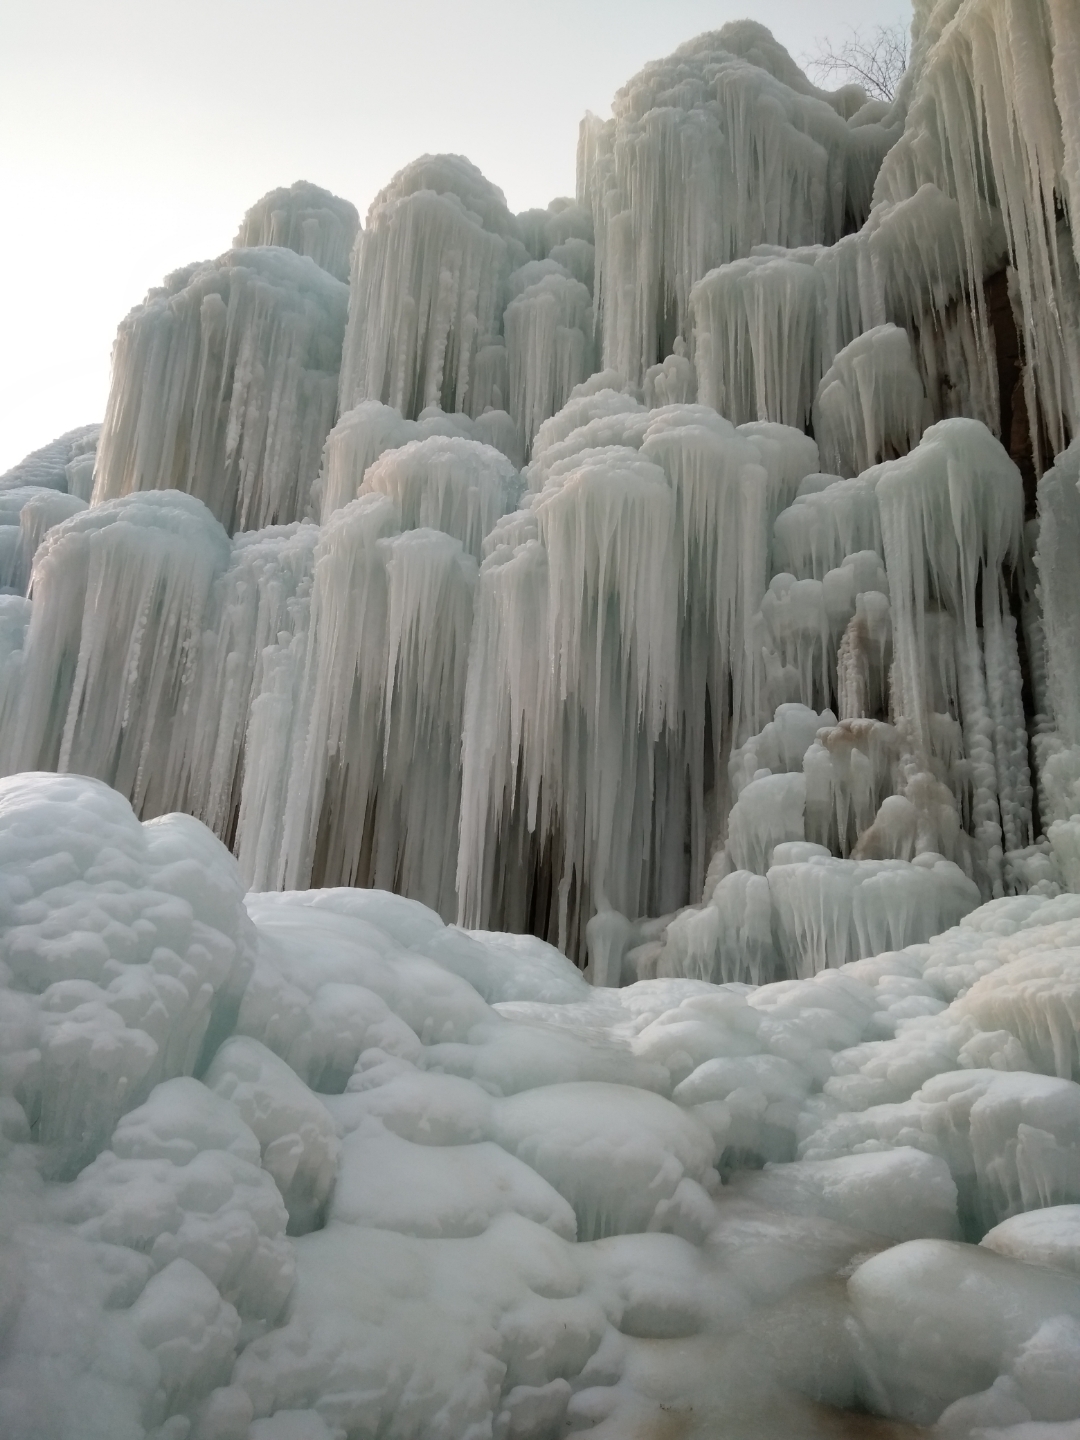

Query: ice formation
[4,776,1080,1439]
[6,0,1080,1433]
[93,250,348,534]
[234,182,360,284]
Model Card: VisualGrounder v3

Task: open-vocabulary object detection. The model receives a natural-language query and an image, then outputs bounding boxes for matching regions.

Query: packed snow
[4,0,1080,1434]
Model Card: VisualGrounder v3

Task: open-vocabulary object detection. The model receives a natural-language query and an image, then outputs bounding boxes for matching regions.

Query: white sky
[0,0,910,473]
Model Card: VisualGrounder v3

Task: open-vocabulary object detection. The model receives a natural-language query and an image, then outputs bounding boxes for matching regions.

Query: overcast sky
[0,0,910,473]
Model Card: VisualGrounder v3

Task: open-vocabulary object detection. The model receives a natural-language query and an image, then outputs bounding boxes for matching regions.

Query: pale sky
[0,0,910,474]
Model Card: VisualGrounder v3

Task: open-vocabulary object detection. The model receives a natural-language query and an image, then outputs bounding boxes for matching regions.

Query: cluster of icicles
[2,1,1080,978]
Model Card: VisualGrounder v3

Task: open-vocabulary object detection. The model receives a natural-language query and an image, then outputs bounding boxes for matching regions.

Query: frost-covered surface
[4,773,1080,1439]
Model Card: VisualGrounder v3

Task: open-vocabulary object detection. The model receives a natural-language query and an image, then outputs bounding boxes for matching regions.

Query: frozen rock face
[234,180,360,283]
[93,247,348,534]
[3,784,1080,1437]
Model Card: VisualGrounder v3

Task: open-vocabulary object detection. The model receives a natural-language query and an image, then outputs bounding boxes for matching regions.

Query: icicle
[338,156,519,421]
[3,491,231,816]
[234,180,360,283]
[316,400,522,524]
[181,522,319,841]
[0,488,86,594]
[504,270,594,451]
[252,495,476,918]
[644,338,697,408]
[582,22,896,385]
[93,248,348,534]
[691,253,823,428]
[874,0,1080,462]
[0,424,100,495]
[813,325,928,477]
[268,493,401,892]
[359,435,520,560]
[876,419,1024,757]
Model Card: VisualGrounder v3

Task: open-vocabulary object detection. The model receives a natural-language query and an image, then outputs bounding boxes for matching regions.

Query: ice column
[180,522,320,841]
[581,21,896,384]
[504,269,594,451]
[234,180,360,282]
[874,0,1080,463]
[814,325,928,477]
[338,155,520,421]
[2,491,231,818]
[93,248,348,534]
[244,495,476,917]
[359,435,521,560]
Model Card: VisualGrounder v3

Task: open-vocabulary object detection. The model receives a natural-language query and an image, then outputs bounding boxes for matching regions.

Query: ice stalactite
[515,197,594,262]
[773,473,882,580]
[234,180,360,283]
[0,489,87,594]
[338,155,521,422]
[179,522,320,843]
[504,269,594,452]
[458,442,681,952]
[0,595,31,744]
[17,491,88,587]
[754,551,890,717]
[243,493,398,892]
[580,21,899,386]
[875,0,1080,466]
[315,399,523,524]
[358,435,521,561]
[877,419,1024,763]
[1033,439,1080,883]
[458,409,823,952]
[690,252,824,428]
[813,324,928,476]
[1,492,231,819]
[1036,439,1080,751]
[93,248,348,535]
[239,495,477,918]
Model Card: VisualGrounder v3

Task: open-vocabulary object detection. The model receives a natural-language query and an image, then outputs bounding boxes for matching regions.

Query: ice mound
[0,773,255,1177]
[4,779,1080,1436]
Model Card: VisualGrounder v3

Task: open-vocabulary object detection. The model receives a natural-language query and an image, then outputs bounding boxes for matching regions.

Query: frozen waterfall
[5,3,1080,1437]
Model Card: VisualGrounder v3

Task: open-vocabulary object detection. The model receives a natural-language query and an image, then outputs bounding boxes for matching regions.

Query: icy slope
[4,774,1080,1439]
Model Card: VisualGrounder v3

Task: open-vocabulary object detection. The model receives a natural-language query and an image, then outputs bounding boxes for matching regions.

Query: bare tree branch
[804,23,911,104]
